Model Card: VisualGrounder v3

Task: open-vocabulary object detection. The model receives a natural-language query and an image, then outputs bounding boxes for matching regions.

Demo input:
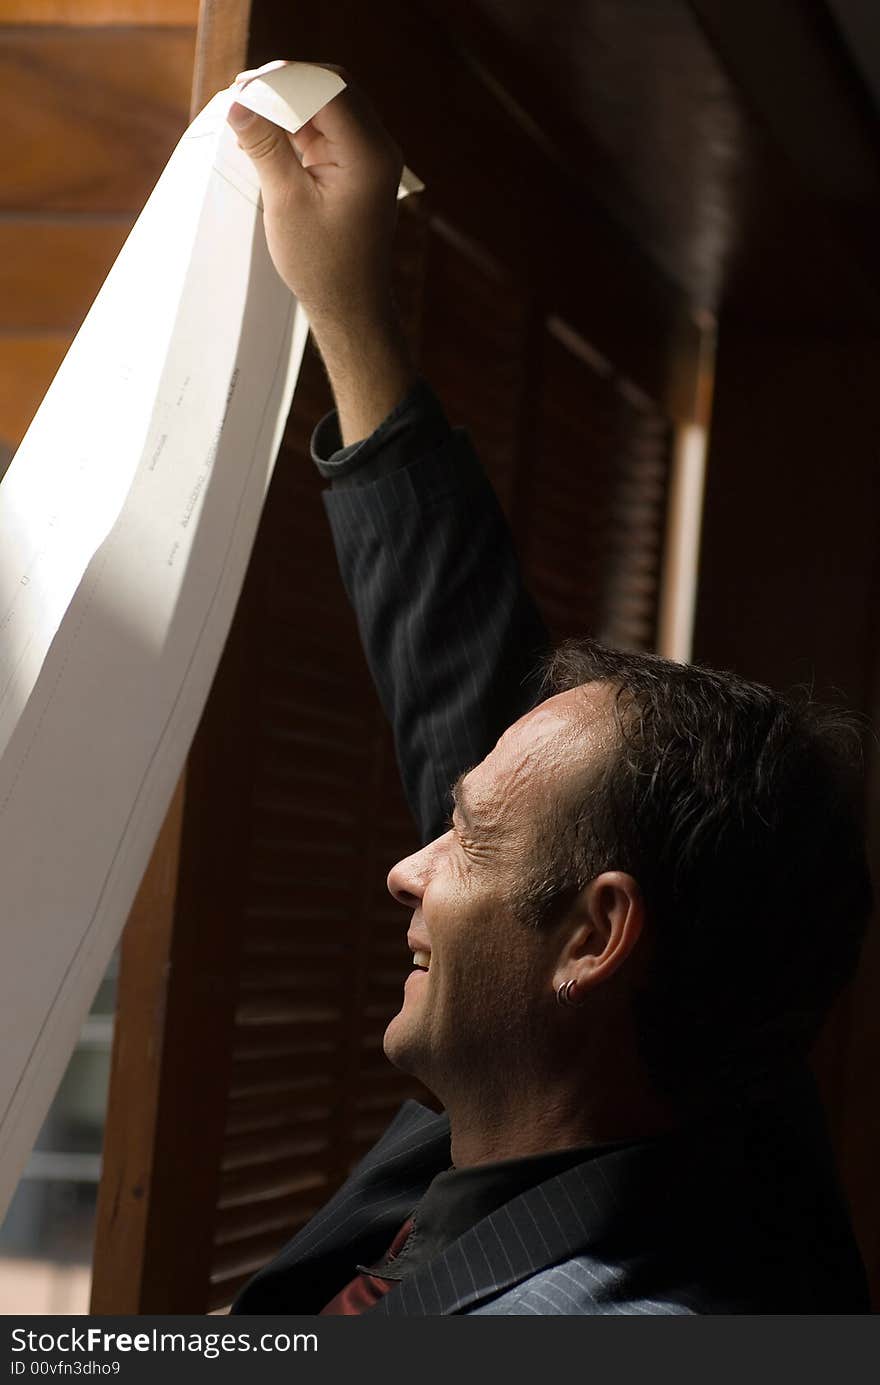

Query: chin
[382,1011,424,1079]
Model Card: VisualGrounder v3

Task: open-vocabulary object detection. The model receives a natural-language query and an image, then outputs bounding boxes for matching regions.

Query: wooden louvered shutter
[93,0,692,1313]
[526,321,671,649]
[419,229,672,653]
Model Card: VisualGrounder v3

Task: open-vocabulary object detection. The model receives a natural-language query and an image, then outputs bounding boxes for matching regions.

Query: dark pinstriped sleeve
[318,404,549,844]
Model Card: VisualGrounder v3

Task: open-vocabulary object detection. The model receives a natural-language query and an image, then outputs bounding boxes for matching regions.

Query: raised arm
[229,71,549,841]
[319,389,548,842]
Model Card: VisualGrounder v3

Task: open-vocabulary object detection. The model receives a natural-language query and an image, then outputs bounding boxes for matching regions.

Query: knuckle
[246,128,282,162]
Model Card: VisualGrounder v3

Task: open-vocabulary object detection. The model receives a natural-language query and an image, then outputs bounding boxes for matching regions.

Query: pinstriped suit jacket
[232,1099,696,1315]
[233,1087,867,1315]
[233,418,868,1314]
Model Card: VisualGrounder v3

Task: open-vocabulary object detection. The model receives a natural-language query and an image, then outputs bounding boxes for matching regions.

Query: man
[226,69,872,1314]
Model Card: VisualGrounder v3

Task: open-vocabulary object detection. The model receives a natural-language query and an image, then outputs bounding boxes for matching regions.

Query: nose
[386,848,425,910]
[387,830,447,908]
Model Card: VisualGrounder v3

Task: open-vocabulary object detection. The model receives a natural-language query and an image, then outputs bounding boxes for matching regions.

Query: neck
[442,1020,677,1168]
[447,1080,675,1168]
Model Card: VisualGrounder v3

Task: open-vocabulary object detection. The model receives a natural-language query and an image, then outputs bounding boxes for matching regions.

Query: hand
[227,63,415,444]
[227,66,403,343]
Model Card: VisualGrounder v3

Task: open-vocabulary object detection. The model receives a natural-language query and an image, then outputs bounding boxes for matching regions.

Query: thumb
[227,102,303,196]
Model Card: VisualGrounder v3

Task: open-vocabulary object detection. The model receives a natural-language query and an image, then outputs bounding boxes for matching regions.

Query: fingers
[307,85,382,147]
[291,122,339,170]
[231,64,347,169]
[226,105,307,197]
[290,118,321,155]
[301,86,403,188]
[230,63,378,157]
[227,63,399,191]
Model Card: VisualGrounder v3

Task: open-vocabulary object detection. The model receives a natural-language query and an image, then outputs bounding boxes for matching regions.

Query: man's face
[383,686,615,1103]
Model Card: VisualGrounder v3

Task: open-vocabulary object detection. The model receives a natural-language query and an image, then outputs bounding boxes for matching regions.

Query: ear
[553,871,646,995]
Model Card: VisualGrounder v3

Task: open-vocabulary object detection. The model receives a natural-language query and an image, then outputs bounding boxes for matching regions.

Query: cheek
[423,880,488,977]
[420,852,471,927]
[434,892,519,987]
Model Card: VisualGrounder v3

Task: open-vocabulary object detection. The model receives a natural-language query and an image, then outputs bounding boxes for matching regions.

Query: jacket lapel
[232,1100,450,1314]
[373,1141,651,1316]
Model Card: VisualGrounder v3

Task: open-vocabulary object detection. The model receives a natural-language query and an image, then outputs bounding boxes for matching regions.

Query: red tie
[320,1217,415,1315]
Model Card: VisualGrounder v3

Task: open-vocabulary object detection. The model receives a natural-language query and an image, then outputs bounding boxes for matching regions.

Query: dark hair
[521,640,873,1105]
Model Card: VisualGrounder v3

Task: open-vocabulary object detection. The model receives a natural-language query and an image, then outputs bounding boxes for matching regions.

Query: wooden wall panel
[1,32,196,213]
[0,335,71,449]
[0,222,132,331]
[0,1,201,458]
[6,2,196,21]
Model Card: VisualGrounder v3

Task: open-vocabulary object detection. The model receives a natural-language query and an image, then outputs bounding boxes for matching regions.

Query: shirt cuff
[310,377,453,487]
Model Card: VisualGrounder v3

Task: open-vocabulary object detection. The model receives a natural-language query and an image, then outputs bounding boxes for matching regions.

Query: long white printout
[0,62,419,1215]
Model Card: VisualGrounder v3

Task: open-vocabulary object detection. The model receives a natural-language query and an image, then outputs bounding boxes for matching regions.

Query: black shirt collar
[365,1139,643,1281]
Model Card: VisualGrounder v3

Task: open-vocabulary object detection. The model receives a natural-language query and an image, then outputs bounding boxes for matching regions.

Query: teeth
[412,950,431,969]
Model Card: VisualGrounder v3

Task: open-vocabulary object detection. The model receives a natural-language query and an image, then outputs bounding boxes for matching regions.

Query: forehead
[459,684,617,826]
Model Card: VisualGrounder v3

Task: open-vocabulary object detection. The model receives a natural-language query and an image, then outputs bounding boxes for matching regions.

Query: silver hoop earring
[556,979,580,1008]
